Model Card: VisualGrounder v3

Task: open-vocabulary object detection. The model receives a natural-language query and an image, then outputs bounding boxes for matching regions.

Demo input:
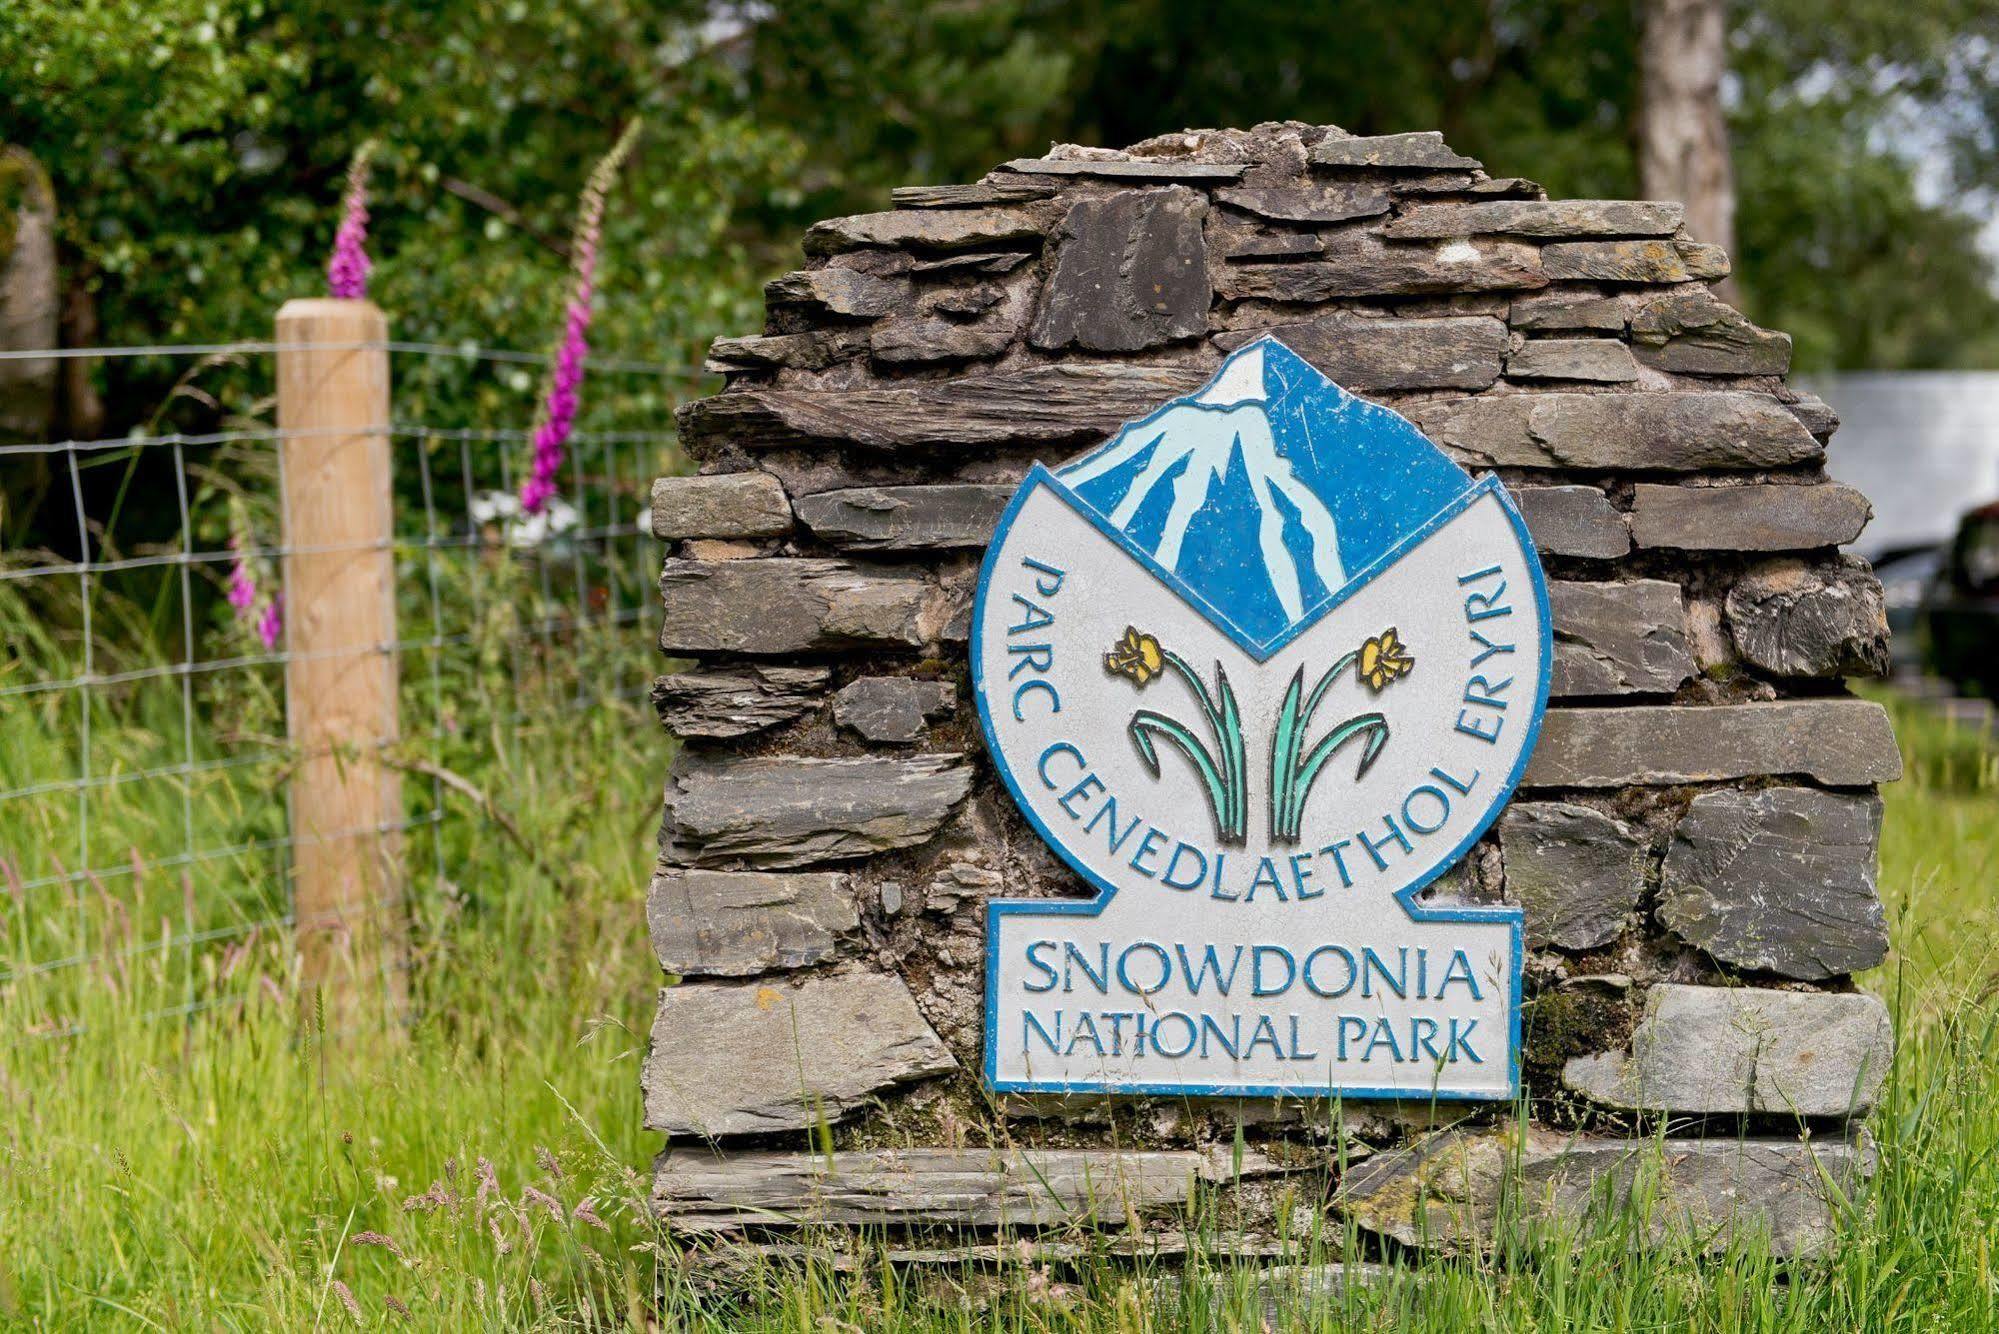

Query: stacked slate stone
[645,123,1898,1259]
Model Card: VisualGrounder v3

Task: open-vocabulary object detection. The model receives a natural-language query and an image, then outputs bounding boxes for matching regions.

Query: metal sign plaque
[972,338,1549,1100]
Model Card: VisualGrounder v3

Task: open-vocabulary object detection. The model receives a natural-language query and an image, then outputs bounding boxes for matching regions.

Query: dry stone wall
[644,123,1899,1258]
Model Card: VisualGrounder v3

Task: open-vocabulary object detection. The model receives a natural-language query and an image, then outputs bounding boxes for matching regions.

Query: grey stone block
[1031,188,1211,352]
[833,676,956,744]
[1506,338,1639,383]
[764,268,905,318]
[891,181,1059,208]
[651,665,831,739]
[1410,392,1821,471]
[1214,181,1391,224]
[1725,557,1890,677]
[1308,131,1481,170]
[1525,700,1902,787]
[1214,315,1505,391]
[653,1146,1207,1230]
[1508,292,1627,332]
[1511,485,1631,559]
[999,156,1246,181]
[642,971,956,1137]
[1500,802,1647,949]
[1787,392,1839,439]
[1338,1124,1873,1257]
[648,865,857,976]
[659,558,943,655]
[1629,483,1871,551]
[1549,578,1695,696]
[1385,199,1683,239]
[650,472,792,541]
[1563,983,1893,1116]
[1630,288,1792,375]
[1220,235,1546,301]
[795,484,1012,551]
[907,251,1034,276]
[870,316,1017,365]
[1659,788,1888,981]
[677,363,1210,453]
[660,752,973,868]
[1541,238,1731,283]
[706,329,868,372]
[803,205,1056,255]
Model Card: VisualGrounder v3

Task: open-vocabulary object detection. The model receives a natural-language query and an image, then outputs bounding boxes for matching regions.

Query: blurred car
[1919,501,1999,698]
[1874,542,1946,657]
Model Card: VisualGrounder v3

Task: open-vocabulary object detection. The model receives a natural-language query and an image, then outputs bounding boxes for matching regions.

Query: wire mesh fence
[0,331,698,1034]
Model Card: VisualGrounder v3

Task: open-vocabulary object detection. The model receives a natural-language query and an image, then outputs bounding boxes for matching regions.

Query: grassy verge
[2,682,1995,1329]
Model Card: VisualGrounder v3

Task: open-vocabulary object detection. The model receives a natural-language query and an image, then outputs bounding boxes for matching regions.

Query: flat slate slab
[1658,787,1888,980]
[1525,700,1902,787]
[1214,315,1505,392]
[1338,1124,1872,1258]
[1499,802,1647,950]
[660,752,973,868]
[651,665,831,738]
[1630,288,1792,375]
[648,865,857,977]
[764,268,905,317]
[1510,292,1627,332]
[1506,338,1639,383]
[833,676,957,743]
[1407,392,1821,471]
[1220,235,1545,301]
[1214,181,1390,224]
[658,558,941,655]
[1384,199,1682,239]
[1510,485,1631,559]
[999,157,1247,181]
[1031,188,1211,352]
[1630,482,1871,551]
[1308,131,1481,171]
[650,472,792,541]
[654,1146,1208,1229]
[1549,578,1694,696]
[1562,983,1893,1116]
[677,364,1211,453]
[643,971,956,1137]
[1542,238,1729,284]
[794,484,1012,551]
[803,205,1056,256]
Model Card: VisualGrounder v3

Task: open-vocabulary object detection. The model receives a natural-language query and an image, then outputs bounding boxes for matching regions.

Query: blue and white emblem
[972,336,1549,1100]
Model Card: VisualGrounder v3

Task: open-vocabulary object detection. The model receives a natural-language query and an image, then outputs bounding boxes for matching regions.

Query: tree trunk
[1638,0,1739,304]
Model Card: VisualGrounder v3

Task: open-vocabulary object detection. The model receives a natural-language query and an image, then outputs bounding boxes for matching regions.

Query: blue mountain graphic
[1058,337,1473,647]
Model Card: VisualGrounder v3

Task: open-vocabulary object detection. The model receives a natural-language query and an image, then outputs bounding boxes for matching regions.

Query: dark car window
[1959,516,1999,594]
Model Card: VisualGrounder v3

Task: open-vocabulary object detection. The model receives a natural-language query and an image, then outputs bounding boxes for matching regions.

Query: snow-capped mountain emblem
[1057,337,1475,655]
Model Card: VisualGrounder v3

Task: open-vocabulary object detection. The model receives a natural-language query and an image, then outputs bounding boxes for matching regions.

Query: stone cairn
[644,123,1898,1261]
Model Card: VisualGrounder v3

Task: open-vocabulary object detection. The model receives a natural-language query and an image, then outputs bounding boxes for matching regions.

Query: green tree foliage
[0,0,800,431]
[742,0,1999,370]
[2,0,1996,397]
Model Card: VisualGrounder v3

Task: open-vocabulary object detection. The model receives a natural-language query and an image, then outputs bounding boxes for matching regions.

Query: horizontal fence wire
[0,339,704,376]
[0,335,684,1034]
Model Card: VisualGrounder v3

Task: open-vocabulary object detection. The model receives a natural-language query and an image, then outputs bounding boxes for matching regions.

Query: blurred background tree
[4,0,1997,442]
[744,0,1999,370]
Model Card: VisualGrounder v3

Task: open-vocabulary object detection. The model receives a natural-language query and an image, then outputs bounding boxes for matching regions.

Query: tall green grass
[3,667,1997,1329]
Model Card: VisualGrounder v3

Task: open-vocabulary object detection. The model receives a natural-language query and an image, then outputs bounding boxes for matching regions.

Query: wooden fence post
[275,298,406,1031]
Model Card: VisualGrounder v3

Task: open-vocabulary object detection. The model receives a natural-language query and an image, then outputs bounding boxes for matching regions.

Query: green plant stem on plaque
[1106,627,1248,845]
[1268,628,1412,844]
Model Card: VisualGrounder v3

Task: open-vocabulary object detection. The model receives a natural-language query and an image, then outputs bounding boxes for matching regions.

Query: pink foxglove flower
[225,498,283,651]
[520,120,643,515]
[326,142,376,300]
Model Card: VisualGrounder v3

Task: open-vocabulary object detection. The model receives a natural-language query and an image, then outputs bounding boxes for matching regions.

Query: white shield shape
[972,337,1550,1101]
